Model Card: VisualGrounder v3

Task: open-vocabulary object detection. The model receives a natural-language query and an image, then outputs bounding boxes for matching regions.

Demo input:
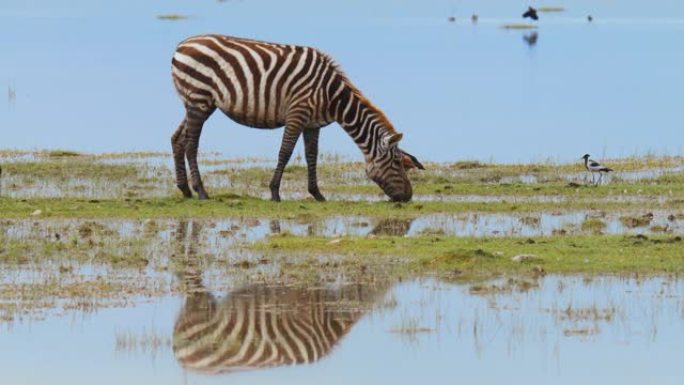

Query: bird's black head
[522,7,539,20]
[581,154,590,160]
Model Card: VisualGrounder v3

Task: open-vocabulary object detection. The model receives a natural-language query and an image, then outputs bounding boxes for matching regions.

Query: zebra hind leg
[269,125,302,202]
[303,128,326,202]
[184,106,215,200]
[171,118,192,198]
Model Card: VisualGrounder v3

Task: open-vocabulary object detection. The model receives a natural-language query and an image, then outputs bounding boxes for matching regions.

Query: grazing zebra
[171,34,423,202]
[171,220,386,373]
[581,154,613,185]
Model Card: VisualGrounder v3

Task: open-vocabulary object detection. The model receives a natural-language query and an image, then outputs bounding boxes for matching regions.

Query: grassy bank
[252,233,684,277]
[1,195,680,219]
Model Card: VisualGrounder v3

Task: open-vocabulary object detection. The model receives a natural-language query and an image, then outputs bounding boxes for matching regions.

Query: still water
[1,276,682,384]
[2,0,684,162]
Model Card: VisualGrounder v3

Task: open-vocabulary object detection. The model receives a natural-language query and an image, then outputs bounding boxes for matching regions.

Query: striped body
[173,284,370,373]
[171,220,385,373]
[173,35,334,130]
[170,34,420,202]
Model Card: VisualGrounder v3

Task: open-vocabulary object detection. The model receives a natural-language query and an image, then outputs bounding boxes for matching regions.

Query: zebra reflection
[370,218,414,236]
[171,220,385,374]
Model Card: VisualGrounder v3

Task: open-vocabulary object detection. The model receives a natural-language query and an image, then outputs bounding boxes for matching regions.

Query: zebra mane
[324,53,398,136]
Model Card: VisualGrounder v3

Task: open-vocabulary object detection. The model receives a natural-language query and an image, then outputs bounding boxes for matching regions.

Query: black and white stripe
[173,284,371,373]
[171,221,378,373]
[171,34,420,202]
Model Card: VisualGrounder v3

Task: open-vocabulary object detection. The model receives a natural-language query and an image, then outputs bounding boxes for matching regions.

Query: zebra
[171,34,424,202]
[171,220,387,373]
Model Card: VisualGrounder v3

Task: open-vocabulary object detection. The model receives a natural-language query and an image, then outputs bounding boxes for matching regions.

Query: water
[3,211,683,251]
[1,276,682,384]
[2,1,684,162]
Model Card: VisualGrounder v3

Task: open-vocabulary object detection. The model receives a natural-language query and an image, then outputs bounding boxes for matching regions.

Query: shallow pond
[1,275,682,384]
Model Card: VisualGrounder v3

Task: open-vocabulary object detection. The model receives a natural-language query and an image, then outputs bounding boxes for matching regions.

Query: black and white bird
[581,154,613,185]
[522,7,539,20]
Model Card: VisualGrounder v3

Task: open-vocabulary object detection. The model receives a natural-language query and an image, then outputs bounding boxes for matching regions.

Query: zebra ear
[401,150,425,170]
[387,133,403,146]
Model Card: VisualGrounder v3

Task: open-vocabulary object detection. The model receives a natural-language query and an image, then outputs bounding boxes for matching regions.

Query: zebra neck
[335,89,394,160]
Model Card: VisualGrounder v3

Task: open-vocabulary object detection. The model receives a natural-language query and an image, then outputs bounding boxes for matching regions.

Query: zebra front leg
[184,106,215,200]
[269,125,302,202]
[171,118,192,198]
[303,128,326,202]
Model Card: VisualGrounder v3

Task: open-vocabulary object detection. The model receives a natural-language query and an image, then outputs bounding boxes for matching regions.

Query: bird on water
[522,6,539,20]
[581,154,613,185]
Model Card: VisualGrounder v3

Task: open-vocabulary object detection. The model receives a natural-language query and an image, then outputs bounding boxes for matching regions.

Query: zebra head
[366,133,416,202]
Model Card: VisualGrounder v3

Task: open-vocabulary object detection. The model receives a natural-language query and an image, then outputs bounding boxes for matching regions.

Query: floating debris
[157,14,189,20]
[501,24,537,30]
[538,7,565,13]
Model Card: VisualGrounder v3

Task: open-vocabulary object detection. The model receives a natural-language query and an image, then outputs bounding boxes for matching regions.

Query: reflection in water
[171,220,386,374]
[370,218,414,236]
[523,31,539,47]
[269,219,281,234]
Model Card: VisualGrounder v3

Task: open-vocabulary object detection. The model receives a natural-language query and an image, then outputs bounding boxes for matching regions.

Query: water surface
[2,0,683,162]
[1,276,682,385]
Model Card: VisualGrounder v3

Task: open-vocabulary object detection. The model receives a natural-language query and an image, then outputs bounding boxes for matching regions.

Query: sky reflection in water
[1,1,684,162]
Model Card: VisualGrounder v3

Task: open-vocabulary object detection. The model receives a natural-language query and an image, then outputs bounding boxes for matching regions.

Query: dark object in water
[448,16,456,22]
[587,15,593,22]
[471,14,478,23]
[522,7,539,20]
[523,31,538,46]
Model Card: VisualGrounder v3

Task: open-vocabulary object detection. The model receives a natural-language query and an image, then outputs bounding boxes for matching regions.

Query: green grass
[581,218,607,233]
[0,195,679,219]
[328,180,684,197]
[2,161,137,180]
[251,234,684,276]
[46,150,82,157]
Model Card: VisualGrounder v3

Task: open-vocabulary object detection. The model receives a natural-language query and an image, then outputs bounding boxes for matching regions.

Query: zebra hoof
[271,194,281,202]
[313,193,326,202]
[193,184,209,200]
[197,191,209,200]
[178,184,192,198]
